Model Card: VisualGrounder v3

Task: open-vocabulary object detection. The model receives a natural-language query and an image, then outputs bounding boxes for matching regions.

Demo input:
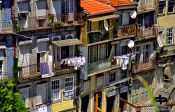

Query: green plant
[0,79,27,112]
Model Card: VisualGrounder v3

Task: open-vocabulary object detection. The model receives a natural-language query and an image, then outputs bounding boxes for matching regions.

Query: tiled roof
[80,0,115,15]
[108,0,136,7]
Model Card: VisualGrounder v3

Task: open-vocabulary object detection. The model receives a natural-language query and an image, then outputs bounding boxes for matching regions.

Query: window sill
[167,12,175,15]
[158,13,165,16]
[51,99,62,104]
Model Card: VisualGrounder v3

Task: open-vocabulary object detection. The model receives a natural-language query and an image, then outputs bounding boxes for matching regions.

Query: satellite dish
[128,40,135,48]
[130,11,137,19]
[104,19,109,31]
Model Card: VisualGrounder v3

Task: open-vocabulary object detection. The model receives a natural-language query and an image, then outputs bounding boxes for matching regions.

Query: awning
[52,39,82,47]
[88,14,118,22]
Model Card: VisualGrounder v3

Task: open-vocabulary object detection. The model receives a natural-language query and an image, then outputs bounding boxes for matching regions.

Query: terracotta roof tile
[97,0,136,7]
[81,0,115,15]
[108,0,136,6]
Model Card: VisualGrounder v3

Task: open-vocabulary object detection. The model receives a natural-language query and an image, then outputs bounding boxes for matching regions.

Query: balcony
[116,24,137,39]
[158,45,175,58]
[18,64,40,79]
[88,31,109,43]
[137,26,158,39]
[51,13,82,26]
[16,13,82,32]
[88,60,111,74]
[53,57,85,75]
[133,59,156,73]
[136,0,156,13]
[0,21,13,33]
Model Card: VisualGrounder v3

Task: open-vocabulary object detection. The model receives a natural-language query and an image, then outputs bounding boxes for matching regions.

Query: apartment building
[129,0,158,111]
[155,0,175,111]
[0,0,15,80]
[14,0,83,111]
[80,0,139,112]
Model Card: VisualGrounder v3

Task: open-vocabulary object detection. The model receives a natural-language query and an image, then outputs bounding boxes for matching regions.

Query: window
[0,61,3,76]
[143,44,150,62]
[51,79,61,101]
[121,70,127,79]
[64,0,74,13]
[168,0,175,13]
[89,45,98,63]
[135,46,141,62]
[98,20,104,31]
[87,21,92,32]
[88,43,109,63]
[166,28,174,45]
[64,77,74,98]
[109,73,116,82]
[159,1,165,14]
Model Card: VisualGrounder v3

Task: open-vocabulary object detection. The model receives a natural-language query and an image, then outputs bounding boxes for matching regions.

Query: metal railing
[18,64,39,79]
[137,0,156,12]
[117,24,137,38]
[16,13,82,31]
[88,60,111,74]
[137,26,158,38]
[88,31,109,43]
[133,59,156,73]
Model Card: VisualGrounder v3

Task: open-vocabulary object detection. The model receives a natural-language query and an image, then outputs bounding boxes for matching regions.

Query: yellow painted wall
[157,0,175,44]
[51,100,74,112]
[80,15,116,45]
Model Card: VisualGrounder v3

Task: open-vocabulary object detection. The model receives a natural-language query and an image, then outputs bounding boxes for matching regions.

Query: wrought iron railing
[88,31,109,43]
[137,26,158,38]
[19,64,39,79]
[133,59,156,73]
[16,13,82,32]
[137,0,156,12]
[117,24,137,38]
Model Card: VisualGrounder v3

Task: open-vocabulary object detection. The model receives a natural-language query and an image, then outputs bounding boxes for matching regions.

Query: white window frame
[0,60,3,76]
[64,76,74,99]
[166,28,174,45]
[51,78,61,101]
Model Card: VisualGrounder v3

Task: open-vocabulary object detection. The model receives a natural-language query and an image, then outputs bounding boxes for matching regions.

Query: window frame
[168,0,175,13]
[166,28,174,45]
[51,78,61,101]
[64,76,74,99]
[158,1,166,15]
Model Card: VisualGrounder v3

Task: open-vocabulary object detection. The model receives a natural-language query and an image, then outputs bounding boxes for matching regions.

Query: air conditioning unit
[65,34,75,39]
[52,36,61,41]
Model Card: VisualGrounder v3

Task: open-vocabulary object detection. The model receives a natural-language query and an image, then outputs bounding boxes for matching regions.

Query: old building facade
[0,0,175,112]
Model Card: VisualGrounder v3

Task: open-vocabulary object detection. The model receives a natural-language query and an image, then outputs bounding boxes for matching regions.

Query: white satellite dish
[104,19,109,31]
[128,40,135,48]
[130,11,137,19]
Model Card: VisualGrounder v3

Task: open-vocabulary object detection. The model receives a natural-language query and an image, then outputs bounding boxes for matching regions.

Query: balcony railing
[18,64,39,79]
[16,13,82,32]
[158,44,175,57]
[88,60,111,74]
[133,59,156,73]
[88,31,109,43]
[0,21,13,33]
[137,26,158,39]
[117,24,137,38]
[137,0,156,12]
[51,13,82,26]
